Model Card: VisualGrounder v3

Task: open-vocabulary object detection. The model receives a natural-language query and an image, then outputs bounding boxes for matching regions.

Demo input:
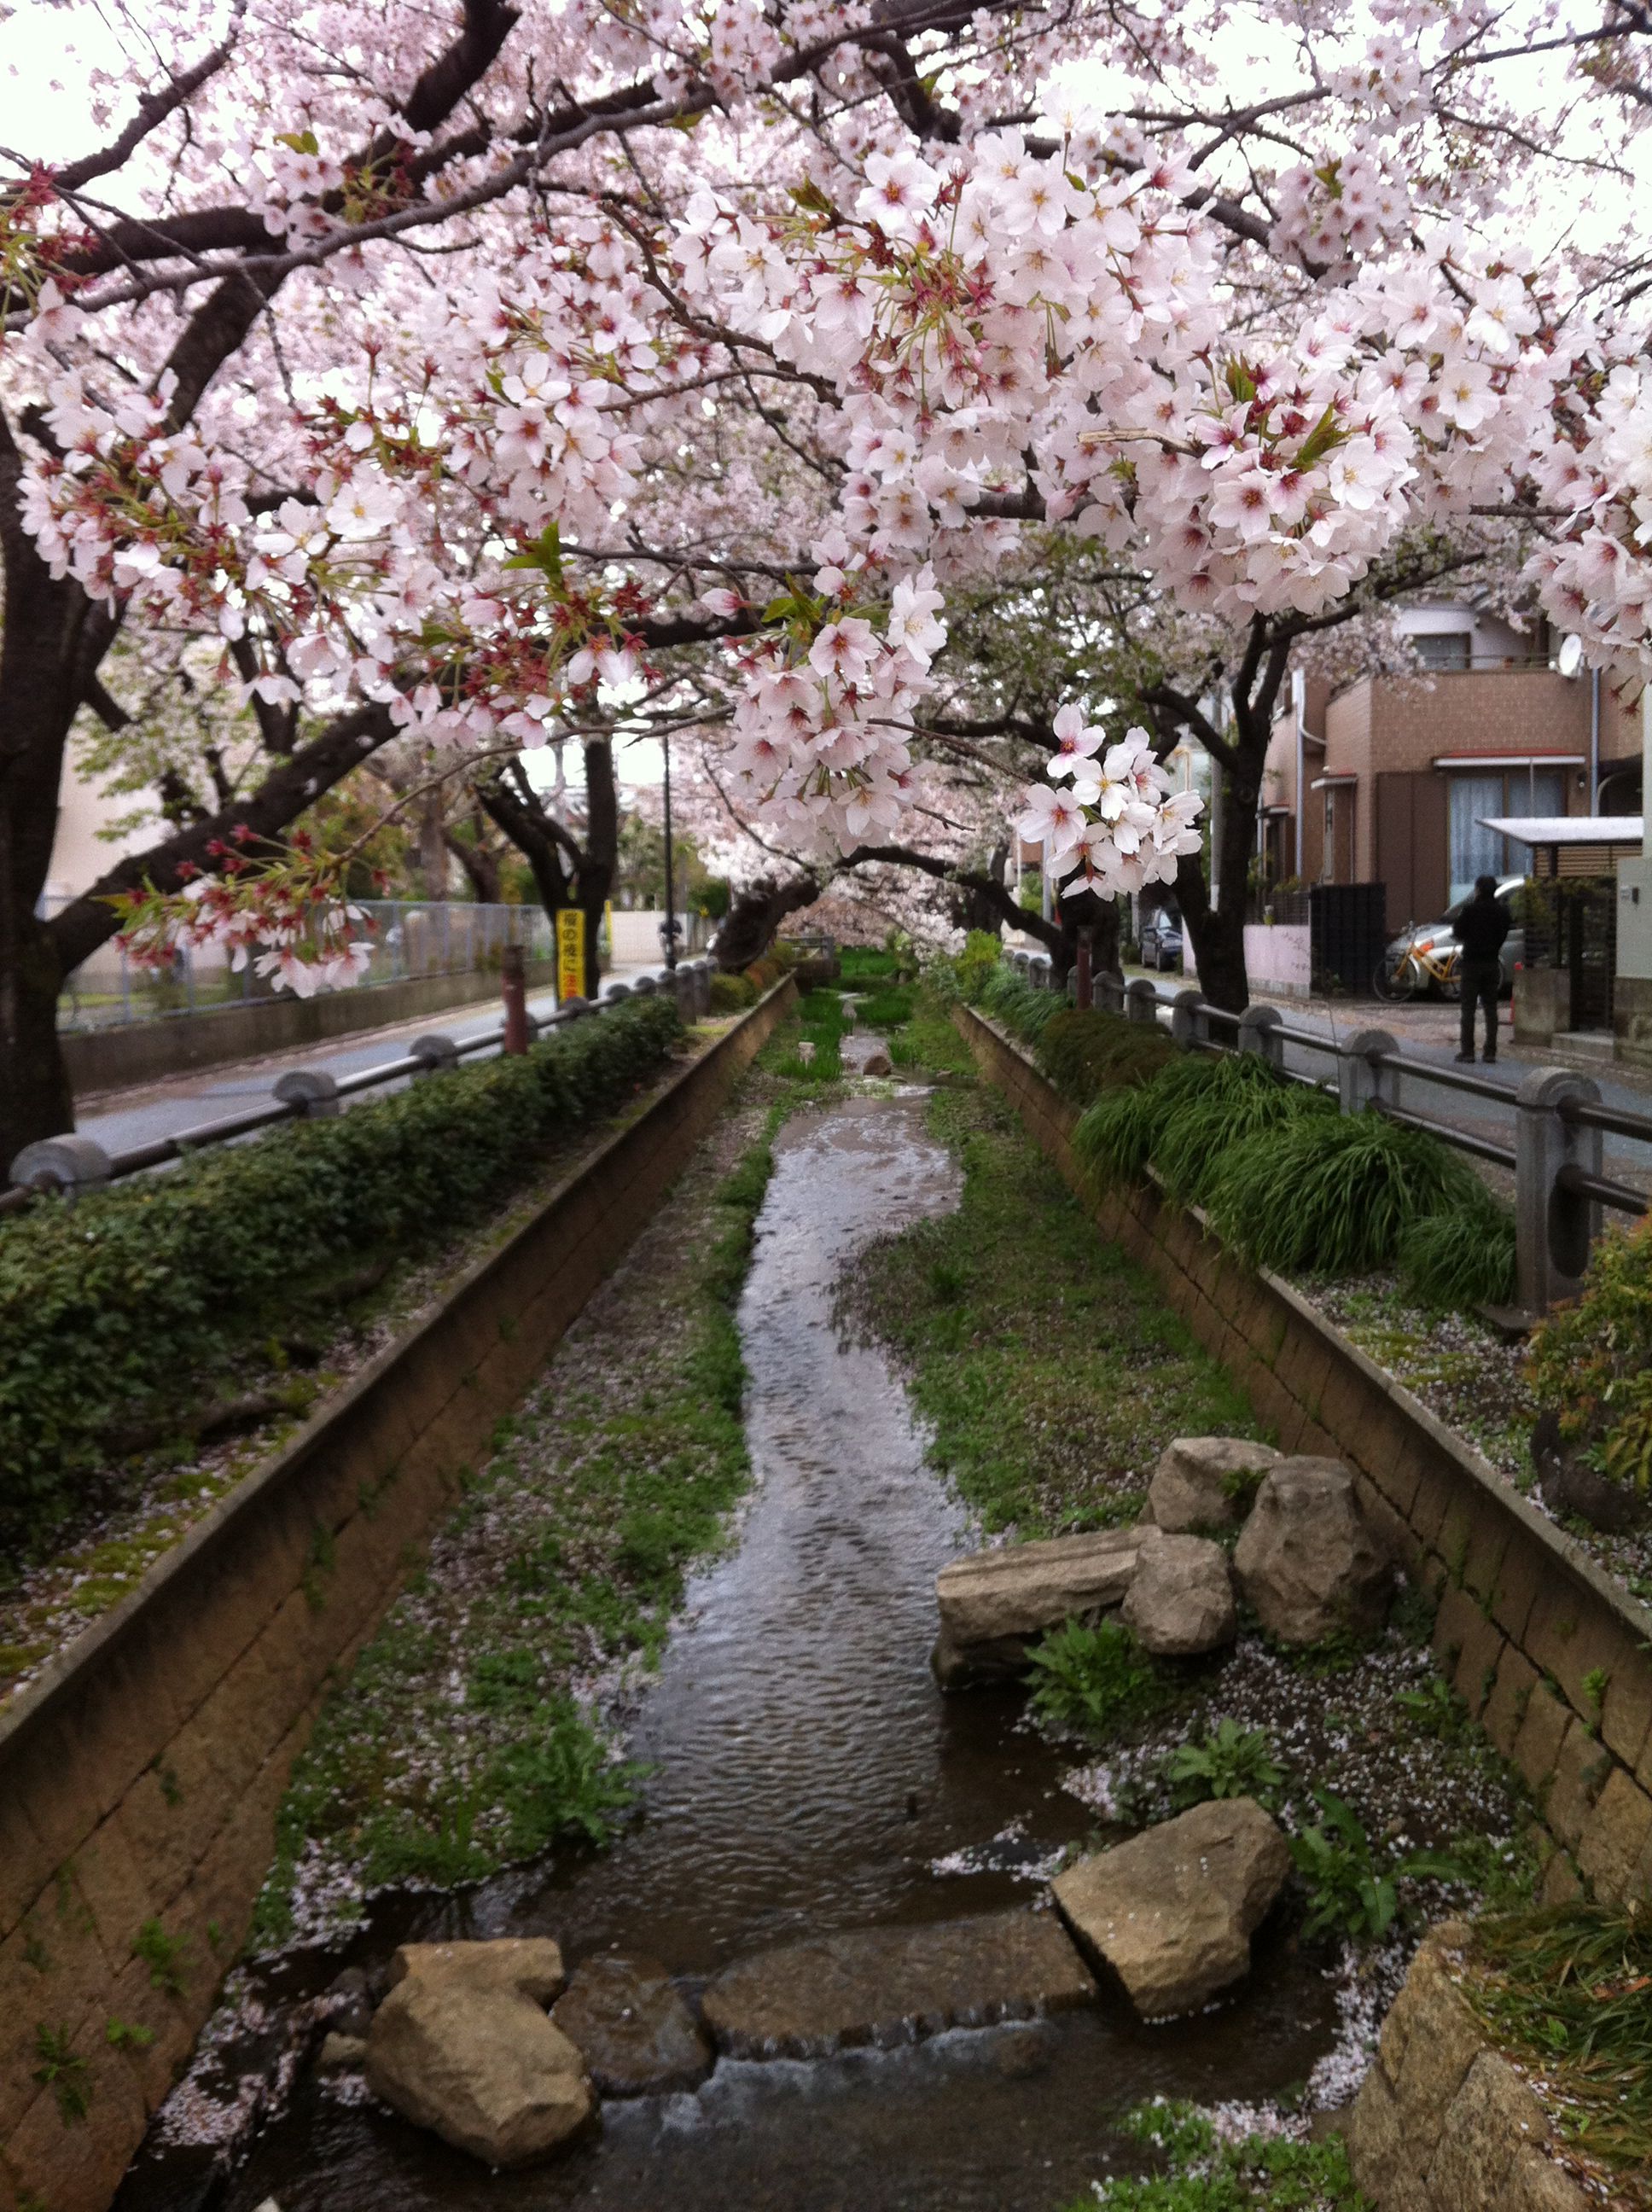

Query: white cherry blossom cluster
[724,555,946,847]
[1527,364,1652,678]
[1014,713,1204,897]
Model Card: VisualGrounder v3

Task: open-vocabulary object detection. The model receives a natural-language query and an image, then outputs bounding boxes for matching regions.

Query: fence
[46,897,554,1033]
[3,960,716,1216]
[1001,947,1651,1315]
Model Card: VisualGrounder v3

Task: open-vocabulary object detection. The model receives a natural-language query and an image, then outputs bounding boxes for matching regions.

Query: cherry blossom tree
[4,0,1652,1164]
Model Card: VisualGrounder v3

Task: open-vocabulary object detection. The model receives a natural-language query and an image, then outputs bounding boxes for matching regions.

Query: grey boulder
[551,1954,713,2097]
[1051,1797,1290,2018]
[1232,1458,1393,1646]
[1120,1533,1236,1656]
[366,1939,595,2168]
[1147,1437,1281,1534]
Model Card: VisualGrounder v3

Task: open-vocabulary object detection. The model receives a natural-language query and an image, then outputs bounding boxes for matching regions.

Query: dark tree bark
[0,0,544,1166]
[475,739,618,997]
[710,871,822,970]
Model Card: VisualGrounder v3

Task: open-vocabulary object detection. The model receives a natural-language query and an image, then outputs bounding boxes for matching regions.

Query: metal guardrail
[1002,946,1652,1315]
[2,960,717,1218]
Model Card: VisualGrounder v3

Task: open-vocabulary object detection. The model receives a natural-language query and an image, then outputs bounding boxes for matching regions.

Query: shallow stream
[125,1088,1336,2212]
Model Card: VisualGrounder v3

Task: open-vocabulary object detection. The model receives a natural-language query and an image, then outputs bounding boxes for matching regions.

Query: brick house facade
[1264,604,1642,930]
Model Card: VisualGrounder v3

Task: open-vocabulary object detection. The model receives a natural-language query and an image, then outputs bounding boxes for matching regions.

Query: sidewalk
[74,965,654,1158]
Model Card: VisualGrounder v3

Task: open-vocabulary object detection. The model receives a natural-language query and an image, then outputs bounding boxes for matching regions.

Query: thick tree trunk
[1177,764,1259,1013]
[711,872,821,970]
[0,533,90,1162]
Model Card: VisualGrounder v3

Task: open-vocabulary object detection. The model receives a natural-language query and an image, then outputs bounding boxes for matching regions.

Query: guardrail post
[1125,977,1159,1025]
[1096,968,1125,1016]
[1028,952,1052,991]
[1516,1068,1603,1315]
[501,943,529,1056]
[1337,1027,1399,1115]
[560,993,590,1021]
[273,1069,340,1117]
[410,1033,460,1077]
[1237,1004,1284,1067]
[631,971,658,998]
[1169,989,1208,1048]
[9,1134,113,1203]
[601,980,632,1005]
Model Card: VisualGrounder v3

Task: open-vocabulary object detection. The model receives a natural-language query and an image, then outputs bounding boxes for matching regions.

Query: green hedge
[0,998,683,1561]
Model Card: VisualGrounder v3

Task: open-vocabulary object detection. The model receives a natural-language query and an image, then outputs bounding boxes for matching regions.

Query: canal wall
[0,982,794,2212]
[957,1002,1652,1911]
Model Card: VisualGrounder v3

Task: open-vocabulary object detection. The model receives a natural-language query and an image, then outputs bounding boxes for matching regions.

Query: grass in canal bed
[842,1081,1259,1535]
[252,1092,788,1947]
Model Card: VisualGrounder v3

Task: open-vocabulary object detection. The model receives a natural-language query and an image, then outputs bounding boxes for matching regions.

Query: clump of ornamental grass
[978,965,1061,1045]
[1036,1007,1176,1105]
[1072,1050,1233,1186]
[1398,1191,1517,1312]
[1464,1902,1652,2203]
[1151,1058,1334,1207]
[1203,1109,1482,1278]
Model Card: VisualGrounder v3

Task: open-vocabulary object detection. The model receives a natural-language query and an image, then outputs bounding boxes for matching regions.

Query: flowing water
[126,1088,1336,2212]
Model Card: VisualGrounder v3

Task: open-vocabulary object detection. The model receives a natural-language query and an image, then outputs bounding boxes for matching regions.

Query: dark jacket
[1457,891,1509,964]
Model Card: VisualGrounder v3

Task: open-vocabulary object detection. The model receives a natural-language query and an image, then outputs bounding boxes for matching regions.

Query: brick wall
[958,1004,1652,1913]
[0,983,794,2212]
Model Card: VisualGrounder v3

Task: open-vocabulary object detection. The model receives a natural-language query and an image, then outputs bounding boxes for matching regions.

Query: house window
[1416,632,1472,670]
[1448,768,1566,901]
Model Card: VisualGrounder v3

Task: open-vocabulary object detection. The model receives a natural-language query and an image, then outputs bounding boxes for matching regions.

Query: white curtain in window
[1449,773,1506,901]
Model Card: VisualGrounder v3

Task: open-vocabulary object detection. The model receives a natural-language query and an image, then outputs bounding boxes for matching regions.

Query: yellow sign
[556,907,585,1002]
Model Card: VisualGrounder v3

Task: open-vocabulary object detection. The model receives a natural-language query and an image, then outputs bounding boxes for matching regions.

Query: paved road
[75,968,655,1159]
[1208,988,1652,1197]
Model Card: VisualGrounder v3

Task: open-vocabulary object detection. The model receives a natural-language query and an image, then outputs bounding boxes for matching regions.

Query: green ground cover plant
[1527,1215,1652,1498]
[1067,2102,1370,2212]
[1025,1617,1177,1738]
[0,997,683,1563]
[1464,1903,1652,2205]
[253,1081,788,1942]
[841,1068,1259,1535]
[1162,1720,1285,1808]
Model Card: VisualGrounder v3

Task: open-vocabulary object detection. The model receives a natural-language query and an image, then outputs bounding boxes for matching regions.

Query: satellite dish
[1557,634,1584,678]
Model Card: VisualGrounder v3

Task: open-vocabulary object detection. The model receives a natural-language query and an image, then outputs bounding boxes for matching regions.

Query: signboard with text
[556,907,584,1003]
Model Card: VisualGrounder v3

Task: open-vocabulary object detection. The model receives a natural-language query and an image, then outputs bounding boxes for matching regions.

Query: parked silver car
[1376,876,1525,1002]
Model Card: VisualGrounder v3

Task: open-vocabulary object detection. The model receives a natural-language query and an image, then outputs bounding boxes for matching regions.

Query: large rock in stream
[1051,1798,1291,2018]
[933,1527,1154,1686]
[1232,1458,1393,1646]
[365,1940,596,2168]
[1120,1533,1236,1656]
[700,1908,1096,2058]
[1146,1437,1281,1534]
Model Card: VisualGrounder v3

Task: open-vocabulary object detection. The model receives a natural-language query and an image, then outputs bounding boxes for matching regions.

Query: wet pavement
[73,970,651,1158]
[119,1086,1335,2212]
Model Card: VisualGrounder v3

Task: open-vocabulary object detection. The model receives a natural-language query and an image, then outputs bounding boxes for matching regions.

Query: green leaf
[275,130,321,156]
[1293,401,1349,474]
[502,523,565,585]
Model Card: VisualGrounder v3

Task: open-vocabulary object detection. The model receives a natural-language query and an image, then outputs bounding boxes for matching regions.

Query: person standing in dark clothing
[1456,874,1510,1062]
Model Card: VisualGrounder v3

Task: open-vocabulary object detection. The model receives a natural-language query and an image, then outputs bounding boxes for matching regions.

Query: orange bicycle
[1372,935,1461,1003]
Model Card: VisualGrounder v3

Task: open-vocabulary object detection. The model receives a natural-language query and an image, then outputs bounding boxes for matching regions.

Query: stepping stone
[699,1908,1096,2058]
[1052,1797,1290,2020]
[933,1526,1151,1685]
[552,1954,713,2097]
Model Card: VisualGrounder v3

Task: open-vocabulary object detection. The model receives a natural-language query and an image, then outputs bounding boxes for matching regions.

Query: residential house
[1264,600,1642,931]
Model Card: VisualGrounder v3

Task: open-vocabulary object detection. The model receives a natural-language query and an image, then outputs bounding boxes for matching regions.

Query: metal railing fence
[1000,947,1651,1316]
[2,960,716,1218]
